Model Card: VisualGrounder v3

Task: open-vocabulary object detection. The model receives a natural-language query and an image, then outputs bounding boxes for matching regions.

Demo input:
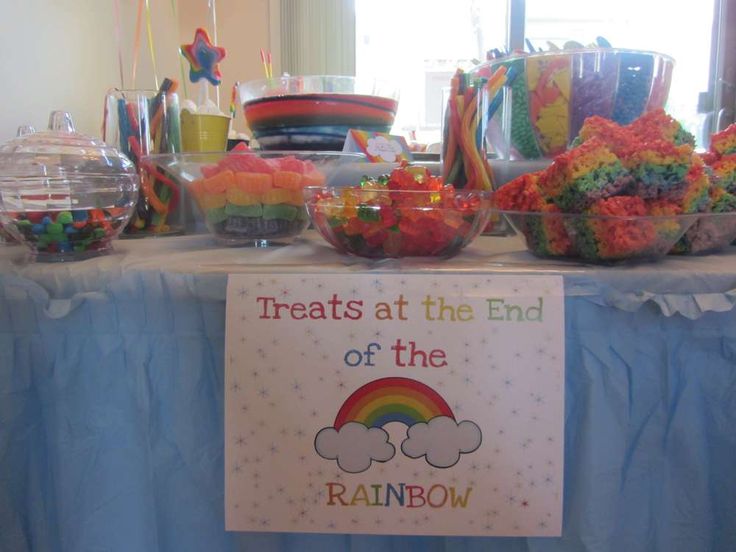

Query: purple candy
[569,51,619,142]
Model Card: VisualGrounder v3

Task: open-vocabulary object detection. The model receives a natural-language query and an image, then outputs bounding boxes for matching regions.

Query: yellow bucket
[180,111,230,152]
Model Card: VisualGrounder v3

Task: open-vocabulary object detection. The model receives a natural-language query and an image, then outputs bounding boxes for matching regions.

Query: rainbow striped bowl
[239,76,399,151]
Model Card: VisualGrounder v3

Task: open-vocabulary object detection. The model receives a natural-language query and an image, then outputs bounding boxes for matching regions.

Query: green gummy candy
[56,211,73,225]
[262,204,298,221]
[297,206,309,221]
[92,228,106,239]
[206,207,228,224]
[225,203,263,217]
[16,219,32,227]
[357,205,381,222]
[46,222,64,234]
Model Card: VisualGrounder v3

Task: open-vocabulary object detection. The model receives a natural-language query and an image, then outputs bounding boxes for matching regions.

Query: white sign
[225,274,565,536]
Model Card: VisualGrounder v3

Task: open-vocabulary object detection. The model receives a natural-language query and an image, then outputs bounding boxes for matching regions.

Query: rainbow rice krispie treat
[494,171,572,256]
[709,155,736,192]
[574,196,656,260]
[678,161,713,213]
[573,115,635,156]
[627,108,696,146]
[709,123,736,158]
[667,127,736,254]
[496,111,736,259]
[539,138,631,212]
[623,140,696,201]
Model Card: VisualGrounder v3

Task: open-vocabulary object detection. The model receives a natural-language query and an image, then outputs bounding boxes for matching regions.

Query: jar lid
[0,110,136,179]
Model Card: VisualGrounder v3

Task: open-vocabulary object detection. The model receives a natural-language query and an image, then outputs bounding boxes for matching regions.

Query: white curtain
[279,0,356,75]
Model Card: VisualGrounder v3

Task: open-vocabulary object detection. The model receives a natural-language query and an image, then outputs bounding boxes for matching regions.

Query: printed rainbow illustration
[333,377,455,429]
[315,377,482,473]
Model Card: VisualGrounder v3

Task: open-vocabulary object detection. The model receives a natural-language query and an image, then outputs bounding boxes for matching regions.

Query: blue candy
[64,225,78,235]
[72,210,88,222]
[58,242,73,252]
[42,216,52,225]
[32,224,45,234]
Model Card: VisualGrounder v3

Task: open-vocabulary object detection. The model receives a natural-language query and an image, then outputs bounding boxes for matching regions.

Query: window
[355,0,506,147]
[355,0,726,148]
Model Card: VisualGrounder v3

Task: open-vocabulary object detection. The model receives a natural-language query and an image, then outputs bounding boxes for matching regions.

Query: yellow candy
[200,193,226,210]
[226,187,261,206]
[261,188,293,205]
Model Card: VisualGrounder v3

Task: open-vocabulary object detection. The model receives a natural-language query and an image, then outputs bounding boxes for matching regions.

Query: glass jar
[103,88,184,236]
[0,111,139,261]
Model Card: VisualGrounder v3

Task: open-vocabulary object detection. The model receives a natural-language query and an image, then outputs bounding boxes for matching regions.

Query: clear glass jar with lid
[0,110,139,261]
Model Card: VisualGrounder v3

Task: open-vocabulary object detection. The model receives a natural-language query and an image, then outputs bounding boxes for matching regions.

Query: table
[1,232,735,552]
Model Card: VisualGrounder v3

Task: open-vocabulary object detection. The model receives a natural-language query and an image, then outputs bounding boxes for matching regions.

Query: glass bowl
[0,111,138,262]
[143,151,369,246]
[305,187,492,258]
[670,212,736,255]
[477,49,675,160]
[238,76,399,150]
[0,223,18,245]
[501,210,698,263]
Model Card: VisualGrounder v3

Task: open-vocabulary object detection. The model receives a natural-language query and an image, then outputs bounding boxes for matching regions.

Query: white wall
[0,0,273,141]
[178,0,275,134]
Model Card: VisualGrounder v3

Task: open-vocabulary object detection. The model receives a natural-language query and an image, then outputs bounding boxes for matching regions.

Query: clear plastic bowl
[305,187,492,258]
[238,75,400,150]
[477,49,675,160]
[670,212,736,254]
[501,209,698,263]
[143,151,370,246]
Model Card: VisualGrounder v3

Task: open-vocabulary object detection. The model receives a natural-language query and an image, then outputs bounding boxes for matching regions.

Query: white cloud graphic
[401,416,482,468]
[314,422,395,473]
[366,135,403,162]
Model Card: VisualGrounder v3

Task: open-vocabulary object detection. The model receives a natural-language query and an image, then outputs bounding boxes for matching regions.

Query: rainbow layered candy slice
[190,150,324,244]
[305,163,491,258]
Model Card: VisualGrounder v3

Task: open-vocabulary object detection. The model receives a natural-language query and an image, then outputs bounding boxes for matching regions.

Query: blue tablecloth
[1,233,735,552]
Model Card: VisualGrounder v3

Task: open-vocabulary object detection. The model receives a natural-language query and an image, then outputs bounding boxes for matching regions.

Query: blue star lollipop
[180,27,226,86]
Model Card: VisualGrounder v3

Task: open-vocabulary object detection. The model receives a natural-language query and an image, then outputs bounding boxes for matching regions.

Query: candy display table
[1,232,735,552]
